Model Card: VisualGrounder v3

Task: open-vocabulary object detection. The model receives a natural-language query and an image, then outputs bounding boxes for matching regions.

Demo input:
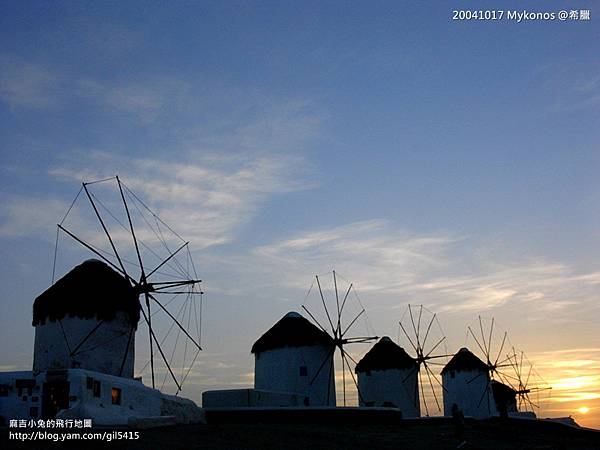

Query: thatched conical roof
[33,259,140,327]
[355,336,417,373]
[251,311,334,354]
[441,347,488,374]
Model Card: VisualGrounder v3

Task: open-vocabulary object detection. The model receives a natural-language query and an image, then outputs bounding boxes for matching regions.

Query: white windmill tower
[251,271,378,407]
[441,347,492,418]
[443,316,520,418]
[251,311,336,406]
[355,336,419,416]
[33,259,140,378]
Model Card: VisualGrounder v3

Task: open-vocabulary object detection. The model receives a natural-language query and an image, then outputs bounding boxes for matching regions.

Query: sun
[577,406,590,414]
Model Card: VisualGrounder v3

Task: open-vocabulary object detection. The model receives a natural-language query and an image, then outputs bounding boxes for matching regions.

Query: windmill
[397,304,452,416]
[51,176,203,394]
[509,347,552,414]
[301,270,378,406]
[465,316,520,414]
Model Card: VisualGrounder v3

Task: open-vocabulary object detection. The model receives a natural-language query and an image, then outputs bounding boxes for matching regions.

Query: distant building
[355,336,419,417]
[251,311,336,406]
[490,380,517,418]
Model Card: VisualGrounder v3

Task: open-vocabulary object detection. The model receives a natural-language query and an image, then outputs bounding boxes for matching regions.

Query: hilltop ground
[2,417,599,450]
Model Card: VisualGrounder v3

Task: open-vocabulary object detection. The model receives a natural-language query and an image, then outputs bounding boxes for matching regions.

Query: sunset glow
[328,345,600,429]
[527,349,600,428]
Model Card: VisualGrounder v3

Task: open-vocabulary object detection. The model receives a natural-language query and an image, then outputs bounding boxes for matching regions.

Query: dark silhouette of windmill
[52,176,203,394]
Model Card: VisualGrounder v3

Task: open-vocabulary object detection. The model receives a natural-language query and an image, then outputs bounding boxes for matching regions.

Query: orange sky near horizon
[528,348,600,430]
[332,346,600,430]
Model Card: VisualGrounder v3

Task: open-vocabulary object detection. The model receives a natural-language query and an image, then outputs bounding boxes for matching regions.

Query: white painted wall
[33,312,135,378]
[58,369,161,425]
[254,344,336,406]
[64,369,202,425]
[358,368,420,417]
[442,369,494,418]
[0,368,202,425]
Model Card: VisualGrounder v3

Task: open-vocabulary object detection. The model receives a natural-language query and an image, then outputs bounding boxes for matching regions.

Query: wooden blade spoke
[399,321,418,353]
[341,308,365,337]
[416,305,423,342]
[419,370,429,416]
[83,182,128,277]
[494,331,508,366]
[341,349,359,366]
[476,380,490,408]
[140,304,181,391]
[333,271,341,335]
[302,305,331,336]
[421,313,436,355]
[146,241,189,278]
[338,283,353,324]
[487,318,494,362]
[525,363,533,387]
[149,293,202,350]
[423,361,441,412]
[309,346,336,386]
[424,336,446,358]
[143,292,155,388]
[478,316,489,360]
[69,320,105,357]
[467,371,484,384]
[468,326,487,358]
[341,348,364,406]
[409,305,420,352]
[57,224,132,283]
[424,362,447,392]
[425,354,455,360]
[343,336,379,344]
[116,176,146,278]
[341,351,346,406]
[316,275,336,335]
[118,325,135,377]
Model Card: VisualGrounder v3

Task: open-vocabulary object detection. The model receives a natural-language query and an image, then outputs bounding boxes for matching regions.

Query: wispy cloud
[0,51,328,136]
[0,56,60,109]
[76,77,188,123]
[0,197,69,238]
[0,62,324,247]
[413,263,596,313]
[41,149,315,252]
[253,219,459,291]
[536,62,600,114]
[0,54,188,121]
[240,220,600,317]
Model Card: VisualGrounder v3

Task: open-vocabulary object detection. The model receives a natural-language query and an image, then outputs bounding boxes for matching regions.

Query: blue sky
[1,1,599,426]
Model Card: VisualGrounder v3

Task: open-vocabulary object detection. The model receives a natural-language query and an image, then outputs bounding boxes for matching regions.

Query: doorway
[42,381,70,418]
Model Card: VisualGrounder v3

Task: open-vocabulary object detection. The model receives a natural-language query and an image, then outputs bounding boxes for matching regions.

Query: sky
[0,0,599,428]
